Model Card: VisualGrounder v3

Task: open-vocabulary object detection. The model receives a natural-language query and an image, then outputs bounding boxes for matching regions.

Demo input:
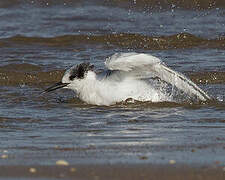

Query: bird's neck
[76,71,101,104]
[77,71,97,90]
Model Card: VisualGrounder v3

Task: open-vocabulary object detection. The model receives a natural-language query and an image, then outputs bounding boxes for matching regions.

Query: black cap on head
[69,62,94,81]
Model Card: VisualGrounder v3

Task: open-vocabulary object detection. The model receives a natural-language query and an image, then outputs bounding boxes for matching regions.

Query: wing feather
[105,53,211,101]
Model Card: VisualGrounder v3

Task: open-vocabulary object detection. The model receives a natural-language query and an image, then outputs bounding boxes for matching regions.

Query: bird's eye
[69,74,76,81]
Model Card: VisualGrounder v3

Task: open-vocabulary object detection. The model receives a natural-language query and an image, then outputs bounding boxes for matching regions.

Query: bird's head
[44,62,94,93]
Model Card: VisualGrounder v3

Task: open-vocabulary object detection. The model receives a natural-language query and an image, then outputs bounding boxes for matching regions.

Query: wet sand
[0,164,224,180]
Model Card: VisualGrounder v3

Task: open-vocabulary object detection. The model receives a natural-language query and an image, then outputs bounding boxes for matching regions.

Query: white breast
[76,71,170,105]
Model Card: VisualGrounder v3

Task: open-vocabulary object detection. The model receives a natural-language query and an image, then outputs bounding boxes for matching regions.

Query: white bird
[44,52,211,105]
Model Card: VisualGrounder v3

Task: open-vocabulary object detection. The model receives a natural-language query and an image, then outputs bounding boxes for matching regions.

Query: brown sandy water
[0,0,225,179]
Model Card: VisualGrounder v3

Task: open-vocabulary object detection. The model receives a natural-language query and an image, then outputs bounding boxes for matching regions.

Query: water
[0,0,225,167]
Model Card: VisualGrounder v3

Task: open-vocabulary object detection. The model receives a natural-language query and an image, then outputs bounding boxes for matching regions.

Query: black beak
[43,82,70,93]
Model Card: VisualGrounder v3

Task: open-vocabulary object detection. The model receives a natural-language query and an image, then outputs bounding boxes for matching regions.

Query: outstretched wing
[105,53,211,101]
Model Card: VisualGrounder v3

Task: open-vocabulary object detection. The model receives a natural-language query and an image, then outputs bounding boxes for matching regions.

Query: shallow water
[0,0,225,166]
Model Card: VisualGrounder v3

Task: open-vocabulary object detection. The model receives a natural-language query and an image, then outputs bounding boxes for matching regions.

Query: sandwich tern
[44,52,211,105]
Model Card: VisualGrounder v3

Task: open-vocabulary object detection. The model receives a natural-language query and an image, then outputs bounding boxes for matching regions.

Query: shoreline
[0,164,224,180]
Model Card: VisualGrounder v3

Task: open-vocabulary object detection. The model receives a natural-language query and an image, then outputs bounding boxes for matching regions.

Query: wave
[110,0,225,10]
[1,33,225,50]
[0,64,64,87]
[0,0,224,9]
[0,63,225,87]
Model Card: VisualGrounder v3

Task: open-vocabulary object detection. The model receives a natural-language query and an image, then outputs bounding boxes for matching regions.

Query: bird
[44,52,211,106]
